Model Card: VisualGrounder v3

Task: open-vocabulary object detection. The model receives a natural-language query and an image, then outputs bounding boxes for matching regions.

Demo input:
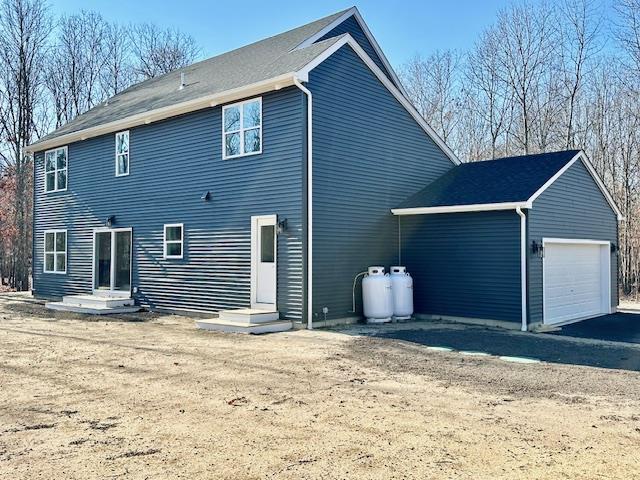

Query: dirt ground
[1,295,640,479]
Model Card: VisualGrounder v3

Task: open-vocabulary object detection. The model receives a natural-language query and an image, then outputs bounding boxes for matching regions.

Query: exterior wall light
[201,191,211,201]
[531,240,544,258]
[277,218,288,234]
[105,215,115,227]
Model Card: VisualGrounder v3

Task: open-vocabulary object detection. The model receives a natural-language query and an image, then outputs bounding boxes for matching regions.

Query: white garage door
[543,240,610,325]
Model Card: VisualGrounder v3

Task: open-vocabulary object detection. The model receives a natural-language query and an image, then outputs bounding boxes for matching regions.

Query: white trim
[294,7,409,98]
[26,74,296,154]
[542,238,613,325]
[526,151,623,220]
[516,207,527,332]
[293,77,313,329]
[392,202,527,216]
[92,227,133,296]
[250,214,277,310]
[296,35,460,166]
[222,97,263,159]
[43,229,67,274]
[43,146,68,193]
[115,130,130,177]
[163,223,184,259]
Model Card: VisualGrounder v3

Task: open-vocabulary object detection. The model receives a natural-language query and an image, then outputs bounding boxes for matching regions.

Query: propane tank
[362,266,393,323]
[390,266,413,320]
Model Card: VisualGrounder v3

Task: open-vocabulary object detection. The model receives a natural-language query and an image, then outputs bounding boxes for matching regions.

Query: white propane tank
[362,266,393,323]
[390,266,413,320]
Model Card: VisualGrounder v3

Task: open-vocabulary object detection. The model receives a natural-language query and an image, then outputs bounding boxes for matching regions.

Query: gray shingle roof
[396,150,581,209]
[32,9,351,147]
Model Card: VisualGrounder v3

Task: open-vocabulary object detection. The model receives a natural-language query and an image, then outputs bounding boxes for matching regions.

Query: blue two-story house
[28,7,623,334]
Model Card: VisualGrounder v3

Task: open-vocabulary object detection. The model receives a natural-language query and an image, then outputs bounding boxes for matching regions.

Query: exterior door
[93,228,132,296]
[251,215,277,310]
[543,239,610,325]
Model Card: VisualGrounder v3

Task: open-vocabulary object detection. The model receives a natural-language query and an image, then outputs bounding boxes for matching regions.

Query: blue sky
[50,0,511,68]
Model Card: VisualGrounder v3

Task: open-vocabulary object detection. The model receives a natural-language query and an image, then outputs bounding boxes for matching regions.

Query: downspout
[516,207,527,331]
[293,76,313,330]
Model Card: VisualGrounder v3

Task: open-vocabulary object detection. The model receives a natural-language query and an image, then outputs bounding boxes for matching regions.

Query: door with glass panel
[251,215,276,309]
[93,228,132,296]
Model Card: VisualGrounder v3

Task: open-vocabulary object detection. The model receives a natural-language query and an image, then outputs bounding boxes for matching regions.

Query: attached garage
[394,150,623,331]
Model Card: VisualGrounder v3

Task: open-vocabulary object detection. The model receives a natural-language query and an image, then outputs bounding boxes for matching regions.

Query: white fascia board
[391,202,528,215]
[295,7,409,98]
[26,73,297,153]
[525,150,624,221]
[296,35,461,166]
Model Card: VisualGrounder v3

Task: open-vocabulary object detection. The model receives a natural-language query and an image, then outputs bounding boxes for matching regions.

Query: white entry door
[251,215,277,309]
[543,239,611,325]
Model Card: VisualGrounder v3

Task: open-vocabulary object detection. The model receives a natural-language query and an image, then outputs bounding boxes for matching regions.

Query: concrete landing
[46,294,139,315]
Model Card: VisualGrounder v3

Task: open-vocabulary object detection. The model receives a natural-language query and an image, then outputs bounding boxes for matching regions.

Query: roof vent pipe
[179,72,185,90]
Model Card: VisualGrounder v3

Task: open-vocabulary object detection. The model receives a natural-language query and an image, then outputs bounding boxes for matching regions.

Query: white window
[115,131,129,176]
[163,224,183,259]
[44,230,67,273]
[222,97,262,159]
[44,147,68,192]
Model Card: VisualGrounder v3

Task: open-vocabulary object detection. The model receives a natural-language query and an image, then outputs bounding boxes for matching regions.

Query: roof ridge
[461,149,582,166]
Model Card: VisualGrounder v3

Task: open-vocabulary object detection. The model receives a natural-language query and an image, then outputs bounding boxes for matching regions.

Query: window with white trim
[222,97,262,159]
[44,230,67,273]
[163,224,183,259]
[44,147,68,192]
[115,131,129,176]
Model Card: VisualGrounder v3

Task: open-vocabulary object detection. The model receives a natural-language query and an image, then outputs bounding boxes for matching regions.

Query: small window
[163,224,183,259]
[44,230,67,273]
[115,131,129,176]
[222,98,262,159]
[44,147,68,192]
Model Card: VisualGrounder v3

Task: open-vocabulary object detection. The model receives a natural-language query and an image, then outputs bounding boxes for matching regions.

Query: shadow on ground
[1,299,160,323]
[362,320,640,372]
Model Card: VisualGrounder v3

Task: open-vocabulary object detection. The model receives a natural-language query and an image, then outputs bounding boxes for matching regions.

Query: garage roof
[392,150,623,220]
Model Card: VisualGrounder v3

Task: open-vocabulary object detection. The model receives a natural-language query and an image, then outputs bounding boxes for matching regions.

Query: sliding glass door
[93,229,132,295]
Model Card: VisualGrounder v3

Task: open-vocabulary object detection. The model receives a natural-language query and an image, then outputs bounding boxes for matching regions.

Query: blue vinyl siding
[317,15,399,88]
[33,87,305,320]
[308,44,453,321]
[527,159,618,324]
[400,211,522,322]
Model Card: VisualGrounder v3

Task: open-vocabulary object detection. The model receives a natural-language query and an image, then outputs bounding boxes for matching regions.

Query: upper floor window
[44,229,67,273]
[115,131,129,176]
[222,98,262,159]
[44,147,68,192]
[163,224,184,259]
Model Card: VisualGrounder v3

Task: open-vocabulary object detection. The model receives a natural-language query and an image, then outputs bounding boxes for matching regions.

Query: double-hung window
[44,147,68,192]
[222,97,262,159]
[163,224,184,259]
[44,230,67,273]
[115,131,129,176]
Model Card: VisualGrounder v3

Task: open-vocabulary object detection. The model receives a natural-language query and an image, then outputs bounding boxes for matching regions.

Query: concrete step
[62,294,134,308]
[218,308,280,324]
[195,318,292,334]
[46,301,140,315]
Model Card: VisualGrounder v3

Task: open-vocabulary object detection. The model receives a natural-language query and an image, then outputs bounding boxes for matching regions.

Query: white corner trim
[296,35,460,166]
[391,202,527,216]
[26,73,297,154]
[526,151,624,221]
[515,207,527,332]
[294,7,409,98]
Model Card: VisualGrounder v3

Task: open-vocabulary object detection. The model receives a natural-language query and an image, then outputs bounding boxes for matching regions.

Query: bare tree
[558,0,603,148]
[493,2,555,154]
[466,29,514,159]
[129,23,200,79]
[401,51,461,145]
[101,22,134,98]
[45,10,109,126]
[0,0,49,290]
